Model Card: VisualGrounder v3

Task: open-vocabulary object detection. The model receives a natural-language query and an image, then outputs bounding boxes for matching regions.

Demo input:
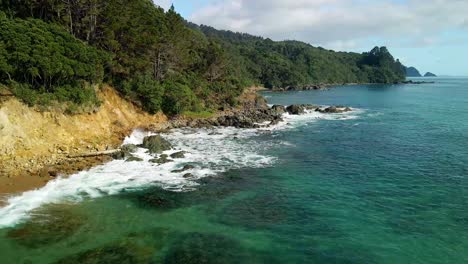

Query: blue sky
[155,0,468,76]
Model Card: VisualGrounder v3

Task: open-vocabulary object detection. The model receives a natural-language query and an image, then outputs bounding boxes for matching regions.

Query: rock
[121,144,138,153]
[38,167,57,178]
[271,105,286,115]
[141,135,172,154]
[171,165,195,173]
[316,106,353,113]
[170,151,186,159]
[286,105,305,115]
[183,173,194,179]
[150,154,173,164]
[111,150,132,160]
[126,156,143,162]
[301,104,319,110]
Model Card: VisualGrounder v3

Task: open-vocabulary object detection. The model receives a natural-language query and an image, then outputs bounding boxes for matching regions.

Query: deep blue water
[1,77,467,263]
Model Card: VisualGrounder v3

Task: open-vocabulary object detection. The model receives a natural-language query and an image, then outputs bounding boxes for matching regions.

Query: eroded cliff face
[0,86,166,195]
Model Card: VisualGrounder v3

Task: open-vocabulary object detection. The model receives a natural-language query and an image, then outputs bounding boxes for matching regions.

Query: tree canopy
[0,0,406,115]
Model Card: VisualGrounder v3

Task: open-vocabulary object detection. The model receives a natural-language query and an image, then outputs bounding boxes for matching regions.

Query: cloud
[463,19,468,29]
[153,0,173,10]
[191,0,468,50]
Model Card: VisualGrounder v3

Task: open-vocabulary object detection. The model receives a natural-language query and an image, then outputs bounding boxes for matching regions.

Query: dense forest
[0,0,406,115]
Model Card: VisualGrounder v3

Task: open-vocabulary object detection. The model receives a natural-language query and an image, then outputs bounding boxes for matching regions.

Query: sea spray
[0,108,361,227]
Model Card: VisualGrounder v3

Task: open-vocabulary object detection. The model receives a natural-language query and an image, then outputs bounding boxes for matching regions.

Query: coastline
[0,86,271,199]
[0,84,353,205]
[267,80,435,92]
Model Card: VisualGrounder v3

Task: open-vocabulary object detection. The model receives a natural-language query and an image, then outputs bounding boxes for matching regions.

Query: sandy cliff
[0,86,166,196]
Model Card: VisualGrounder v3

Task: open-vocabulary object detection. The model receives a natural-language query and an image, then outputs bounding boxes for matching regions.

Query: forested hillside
[195,25,406,88]
[0,0,406,115]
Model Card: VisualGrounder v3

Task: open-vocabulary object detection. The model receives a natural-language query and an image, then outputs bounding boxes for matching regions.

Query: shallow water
[1,78,468,263]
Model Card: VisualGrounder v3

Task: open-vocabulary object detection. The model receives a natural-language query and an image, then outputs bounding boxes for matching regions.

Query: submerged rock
[170,151,186,159]
[54,244,144,264]
[7,205,86,248]
[286,104,305,115]
[150,154,173,164]
[171,165,195,173]
[163,233,247,264]
[141,135,172,154]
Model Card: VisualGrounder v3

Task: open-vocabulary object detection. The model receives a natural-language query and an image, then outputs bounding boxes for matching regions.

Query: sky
[154,0,468,76]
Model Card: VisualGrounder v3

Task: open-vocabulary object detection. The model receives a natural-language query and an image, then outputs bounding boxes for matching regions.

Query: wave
[0,107,363,227]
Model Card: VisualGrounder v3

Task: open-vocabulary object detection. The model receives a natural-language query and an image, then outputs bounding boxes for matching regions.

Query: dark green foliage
[1,1,406,115]
[195,25,406,87]
[121,74,164,114]
[0,13,108,110]
[8,82,101,114]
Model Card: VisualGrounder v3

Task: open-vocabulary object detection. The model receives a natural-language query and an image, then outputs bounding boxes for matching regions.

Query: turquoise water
[1,78,468,263]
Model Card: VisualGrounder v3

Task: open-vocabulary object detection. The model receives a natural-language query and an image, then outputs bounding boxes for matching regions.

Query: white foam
[268,107,365,130]
[0,126,276,227]
[0,107,363,227]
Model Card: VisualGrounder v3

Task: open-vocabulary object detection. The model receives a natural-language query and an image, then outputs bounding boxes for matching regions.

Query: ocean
[0,77,467,263]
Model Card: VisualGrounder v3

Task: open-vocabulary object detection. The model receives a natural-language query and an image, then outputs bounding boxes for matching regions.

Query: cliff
[0,86,166,195]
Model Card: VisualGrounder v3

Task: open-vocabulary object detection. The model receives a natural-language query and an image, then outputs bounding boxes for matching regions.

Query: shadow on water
[161,232,249,264]
[121,168,264,211]
[7,204,87,249]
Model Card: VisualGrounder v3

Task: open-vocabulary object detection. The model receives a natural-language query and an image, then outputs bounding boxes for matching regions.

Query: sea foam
[0,107,362,227]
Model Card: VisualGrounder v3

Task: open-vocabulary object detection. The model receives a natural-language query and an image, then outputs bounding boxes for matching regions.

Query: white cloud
[191,0,468,50]
[153,0,173,10]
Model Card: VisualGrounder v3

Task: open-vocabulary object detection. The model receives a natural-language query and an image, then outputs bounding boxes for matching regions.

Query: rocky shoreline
[268,80,435,92]
[0,86,353,199]
[110,103,353,166]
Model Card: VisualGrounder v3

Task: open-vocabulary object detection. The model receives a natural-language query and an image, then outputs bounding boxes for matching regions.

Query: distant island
[405,66,422,77]
[405,67,437,78]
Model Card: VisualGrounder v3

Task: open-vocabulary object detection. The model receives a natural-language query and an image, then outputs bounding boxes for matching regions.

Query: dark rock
[183,173,194,179]
[121,144,138,153]
[170,151,186,159]
[301,104,319,110]
[402,80,435,84]
[286,104,305,115]
[271,105,286,115]
[316,106,353,113]
[172,165,195,173]
[111,150,132,160]
[126,156,143,162]
[141,135,172,154]
[149,154,173,164]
